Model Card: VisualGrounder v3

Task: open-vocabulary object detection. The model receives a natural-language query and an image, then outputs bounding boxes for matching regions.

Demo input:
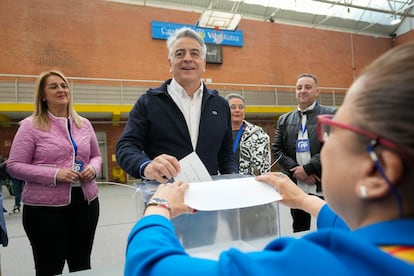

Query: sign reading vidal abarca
[151,20,244,47]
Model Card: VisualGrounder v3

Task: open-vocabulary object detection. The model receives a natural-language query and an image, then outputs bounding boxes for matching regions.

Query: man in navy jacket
[116,27,235,248]
[116,79,235,179]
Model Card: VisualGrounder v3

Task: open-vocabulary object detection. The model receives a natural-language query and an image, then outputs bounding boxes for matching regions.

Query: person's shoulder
[19,116,34,128]
[199,82,220,96]
[79,115,92,125]
[282,108,297,116]
[279,109,296,120]
[318,104,336,114]
[252,125,269,138]
[21,116,33,122]
[245,121,265,132]
[146,79,171,95]
[146,88,165,96]
[209,88,219,96]
[203,89,227,106]
[204,87,219,97]
[79,117,99,132]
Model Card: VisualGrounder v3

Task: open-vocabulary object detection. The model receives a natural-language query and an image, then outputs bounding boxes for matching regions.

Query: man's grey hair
[166,27,207,59]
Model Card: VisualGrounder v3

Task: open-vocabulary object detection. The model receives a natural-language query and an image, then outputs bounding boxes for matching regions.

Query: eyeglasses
[230,104,245,110]
[317,115,400,148]
[317,114,404,217]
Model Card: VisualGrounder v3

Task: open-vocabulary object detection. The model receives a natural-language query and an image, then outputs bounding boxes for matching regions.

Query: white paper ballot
[175,152,212,183]
[184,177,282,211]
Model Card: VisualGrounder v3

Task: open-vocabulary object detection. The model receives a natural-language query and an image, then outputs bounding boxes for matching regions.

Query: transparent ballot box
[135,175,280,259]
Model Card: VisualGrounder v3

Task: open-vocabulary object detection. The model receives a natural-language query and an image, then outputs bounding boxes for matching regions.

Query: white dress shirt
[167,79,203,150]
[296,101,322,195]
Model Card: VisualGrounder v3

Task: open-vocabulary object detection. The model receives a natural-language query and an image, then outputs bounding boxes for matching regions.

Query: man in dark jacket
[273,73,336,232]
[116,27,235,248]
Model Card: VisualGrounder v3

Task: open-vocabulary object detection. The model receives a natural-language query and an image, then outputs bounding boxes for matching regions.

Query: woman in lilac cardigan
[124,43,414,275]
[7,70,102,275]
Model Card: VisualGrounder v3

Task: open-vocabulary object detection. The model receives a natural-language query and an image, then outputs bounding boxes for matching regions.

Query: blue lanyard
[233,123,244,154]
[299,111,308,134]
[299,122,307,134]
[67,120,78,157]
[299,102,318,134]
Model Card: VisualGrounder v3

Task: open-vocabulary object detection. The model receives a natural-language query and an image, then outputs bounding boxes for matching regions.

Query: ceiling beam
[312,0,414,17]
[397,1,414,13]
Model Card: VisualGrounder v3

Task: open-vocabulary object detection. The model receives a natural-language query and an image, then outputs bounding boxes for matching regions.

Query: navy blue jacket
[116,79,236,179]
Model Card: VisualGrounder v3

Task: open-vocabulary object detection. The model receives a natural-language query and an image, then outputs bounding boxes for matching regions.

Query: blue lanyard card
[73,159,84,172]
[296,139,310,152]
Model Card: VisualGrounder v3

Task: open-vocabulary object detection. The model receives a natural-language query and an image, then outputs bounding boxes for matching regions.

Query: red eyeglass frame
[317,114,404,151]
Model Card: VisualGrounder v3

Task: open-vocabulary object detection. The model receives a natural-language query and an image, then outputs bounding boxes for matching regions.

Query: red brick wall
[1,0,413,179]
[0,0,399,86]
[395,30,414,46]
[92,123,126,182]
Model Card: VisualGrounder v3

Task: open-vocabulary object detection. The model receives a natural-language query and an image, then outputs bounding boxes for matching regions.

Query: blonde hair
[32,70,82,130]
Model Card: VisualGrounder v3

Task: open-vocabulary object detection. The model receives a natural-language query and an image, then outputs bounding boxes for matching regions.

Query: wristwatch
[144,197,171,216]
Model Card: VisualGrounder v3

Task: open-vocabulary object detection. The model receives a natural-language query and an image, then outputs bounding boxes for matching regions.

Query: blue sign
[151,21,243,47]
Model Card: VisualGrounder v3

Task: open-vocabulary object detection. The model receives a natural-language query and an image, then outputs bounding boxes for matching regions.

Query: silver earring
[360,185,368,198]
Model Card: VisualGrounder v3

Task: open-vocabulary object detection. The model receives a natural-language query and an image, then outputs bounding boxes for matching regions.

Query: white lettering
[160,27,177,36]
[298,141,308,148]
[206,32,240,42]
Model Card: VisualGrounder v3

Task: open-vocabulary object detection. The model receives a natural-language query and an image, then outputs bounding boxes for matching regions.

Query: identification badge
[296,139,310,152]
[73,159,84,172]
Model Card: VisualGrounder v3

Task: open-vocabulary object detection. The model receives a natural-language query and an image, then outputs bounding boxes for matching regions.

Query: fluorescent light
[391,17,401,25]
[198,10,242,30]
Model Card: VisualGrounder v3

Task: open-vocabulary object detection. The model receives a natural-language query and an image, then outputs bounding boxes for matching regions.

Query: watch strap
[144,201,171,217]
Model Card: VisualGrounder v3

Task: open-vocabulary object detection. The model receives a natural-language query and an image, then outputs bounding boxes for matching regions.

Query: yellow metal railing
[0,74,347,123]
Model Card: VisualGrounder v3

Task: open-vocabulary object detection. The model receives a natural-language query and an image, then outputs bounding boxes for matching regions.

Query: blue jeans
[10,177,24,207]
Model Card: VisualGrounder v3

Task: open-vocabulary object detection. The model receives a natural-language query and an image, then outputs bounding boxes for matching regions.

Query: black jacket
[0,156,9,181]
[272,103,336,192]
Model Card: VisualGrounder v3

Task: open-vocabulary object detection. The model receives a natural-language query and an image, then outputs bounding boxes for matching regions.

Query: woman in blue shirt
[124,43,414,275]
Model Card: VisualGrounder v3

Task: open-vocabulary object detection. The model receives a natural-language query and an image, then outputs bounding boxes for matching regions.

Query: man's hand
[290,166,320,185]
[144,154,180,183]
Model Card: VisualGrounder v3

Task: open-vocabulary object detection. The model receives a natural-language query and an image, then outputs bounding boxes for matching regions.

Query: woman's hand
[145,181,194,219]
[256,172,308,209]
[79,165,97,182]
[256,172,326,218]
[57,168,81,184]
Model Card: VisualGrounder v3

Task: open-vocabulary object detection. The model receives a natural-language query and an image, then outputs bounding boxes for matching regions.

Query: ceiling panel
[109,0,414,37]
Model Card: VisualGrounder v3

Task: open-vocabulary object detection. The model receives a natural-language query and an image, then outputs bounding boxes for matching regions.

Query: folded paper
[184,176,282,211]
